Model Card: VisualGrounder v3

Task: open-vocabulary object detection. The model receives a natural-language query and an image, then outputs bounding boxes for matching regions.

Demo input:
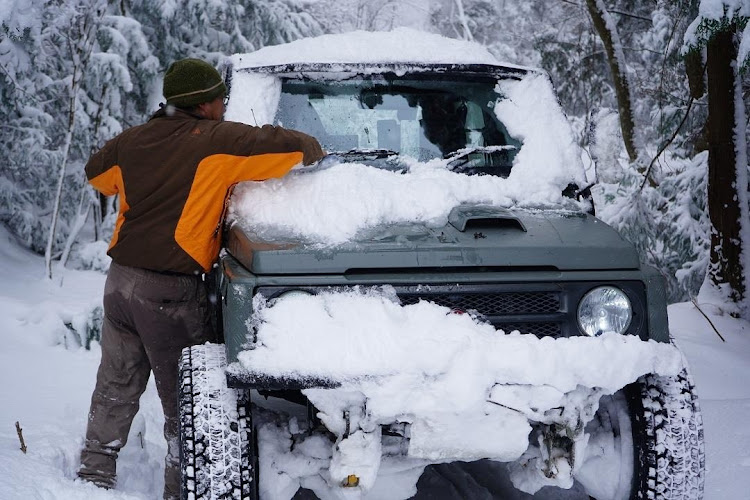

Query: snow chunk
[224,72,280,126]
[235,287,683,485]
[495,74,586,189]
[239,289,682,389]
[228,75,586,246]
[229,28,506,69]
[229,159,579,245]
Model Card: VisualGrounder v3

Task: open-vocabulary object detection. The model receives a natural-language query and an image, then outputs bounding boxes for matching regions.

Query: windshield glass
[274,74,521,175]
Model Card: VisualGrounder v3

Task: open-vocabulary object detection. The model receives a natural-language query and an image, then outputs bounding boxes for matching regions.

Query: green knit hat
[163,58,227,107]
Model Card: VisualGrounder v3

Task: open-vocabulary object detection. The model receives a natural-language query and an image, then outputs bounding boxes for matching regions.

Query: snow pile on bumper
[233,288,684,494]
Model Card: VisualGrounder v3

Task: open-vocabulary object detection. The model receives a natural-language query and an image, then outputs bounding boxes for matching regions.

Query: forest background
[1,0,749,314]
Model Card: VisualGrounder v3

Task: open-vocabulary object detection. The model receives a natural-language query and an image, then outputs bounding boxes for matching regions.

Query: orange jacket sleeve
[85,138,121,196]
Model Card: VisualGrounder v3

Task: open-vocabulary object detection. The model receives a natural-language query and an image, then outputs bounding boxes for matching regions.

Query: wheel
[579,367,705,500]
[630,368,705,499]
[179,343,259,500]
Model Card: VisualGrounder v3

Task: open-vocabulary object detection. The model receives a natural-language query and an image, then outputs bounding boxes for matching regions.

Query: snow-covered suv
[178,29,704,500]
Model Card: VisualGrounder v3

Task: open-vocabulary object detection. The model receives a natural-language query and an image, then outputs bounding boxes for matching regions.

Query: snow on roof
[229,27,527,70]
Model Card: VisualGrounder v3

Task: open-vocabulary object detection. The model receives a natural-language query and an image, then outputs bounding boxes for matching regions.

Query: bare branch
[15,422,27,454]
[558,0,650,21]
[690,298,726,342]
[608,9,650,22]
[639,97,695,191]
[453,0,475,42]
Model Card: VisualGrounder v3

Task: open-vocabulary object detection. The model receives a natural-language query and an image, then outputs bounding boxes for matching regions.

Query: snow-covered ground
[0,222,748,499]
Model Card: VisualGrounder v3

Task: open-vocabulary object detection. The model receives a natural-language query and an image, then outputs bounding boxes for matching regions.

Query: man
[77,58,324,499]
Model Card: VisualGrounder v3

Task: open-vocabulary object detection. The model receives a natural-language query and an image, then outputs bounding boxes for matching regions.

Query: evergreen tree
[1,0,158,276]
[309,0,422,33]
[1,0,55,252]
[127,0,323,67]
[1,0,323,276]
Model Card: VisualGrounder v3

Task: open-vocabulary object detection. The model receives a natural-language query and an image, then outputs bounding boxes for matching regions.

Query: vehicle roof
[227,28,539,75]
[229,62,532,82]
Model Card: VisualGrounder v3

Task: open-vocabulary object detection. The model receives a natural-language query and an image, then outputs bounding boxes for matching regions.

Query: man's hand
[301,136,325,165]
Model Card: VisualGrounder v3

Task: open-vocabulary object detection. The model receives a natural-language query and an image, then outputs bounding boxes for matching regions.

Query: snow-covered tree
[1,1,160,277]
[42,0,110,279]
[309,0,427,33]
[585,0,638,162]
[126,0,323,67]
[1,0,53,252]
[684,0,750,318]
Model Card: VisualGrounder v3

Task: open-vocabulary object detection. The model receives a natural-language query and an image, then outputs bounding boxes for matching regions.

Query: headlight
[577,286,632,336]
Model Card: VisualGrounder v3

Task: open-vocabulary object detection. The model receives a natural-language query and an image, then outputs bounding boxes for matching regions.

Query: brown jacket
[86,107,321,274]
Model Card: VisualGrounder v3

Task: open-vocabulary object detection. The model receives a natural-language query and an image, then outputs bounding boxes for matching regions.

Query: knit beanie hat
[163,58,227,108]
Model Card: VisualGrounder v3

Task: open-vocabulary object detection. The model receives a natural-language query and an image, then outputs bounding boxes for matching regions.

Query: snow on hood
[228,73,586,246]
[229,27,510,69]
[229,156,583,246]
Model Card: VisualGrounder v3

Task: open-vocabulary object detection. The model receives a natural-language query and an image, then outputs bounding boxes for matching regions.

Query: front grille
[255,281,647,340]
[398,291,560,315]
[395,286,565,338]
[495,322,562,337]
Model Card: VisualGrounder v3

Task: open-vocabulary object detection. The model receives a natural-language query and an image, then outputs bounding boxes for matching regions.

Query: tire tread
[634,368,705,500]
[179,343,257,500]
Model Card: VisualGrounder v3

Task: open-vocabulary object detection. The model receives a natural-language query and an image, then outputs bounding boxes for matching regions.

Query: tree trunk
[454,0,475,42]
[44,2,104,279]
[60,184,91,267]
[705,26,746,310]
[685,49,706,99]
[45,73,78,280]
[585,0,638,163]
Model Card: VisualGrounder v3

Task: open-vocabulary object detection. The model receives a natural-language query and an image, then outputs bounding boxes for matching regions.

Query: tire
[179,343,259,500]
[581,367,705,500]
[629,368,705,500]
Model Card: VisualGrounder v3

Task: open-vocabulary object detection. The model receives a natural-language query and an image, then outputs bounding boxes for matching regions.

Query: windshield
[274,74,521,175]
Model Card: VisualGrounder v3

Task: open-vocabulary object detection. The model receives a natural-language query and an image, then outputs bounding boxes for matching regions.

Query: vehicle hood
[226,206,640,275]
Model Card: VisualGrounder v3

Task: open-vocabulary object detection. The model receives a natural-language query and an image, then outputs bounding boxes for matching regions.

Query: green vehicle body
[220,211,669,385]
[217,62,670,387]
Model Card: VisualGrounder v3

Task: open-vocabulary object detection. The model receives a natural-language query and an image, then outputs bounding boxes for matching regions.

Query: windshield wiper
[445,145,517,177]
[330,148,400,161]
[446,145,516,165]
[292,149,401,174]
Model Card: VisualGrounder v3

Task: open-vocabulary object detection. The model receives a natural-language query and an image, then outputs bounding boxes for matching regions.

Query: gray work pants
[78,262,215,499]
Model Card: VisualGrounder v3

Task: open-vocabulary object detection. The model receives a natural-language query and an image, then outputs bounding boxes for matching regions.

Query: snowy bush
[594,152,709,303]
[64,304,104,350]
[72,240,111,273]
